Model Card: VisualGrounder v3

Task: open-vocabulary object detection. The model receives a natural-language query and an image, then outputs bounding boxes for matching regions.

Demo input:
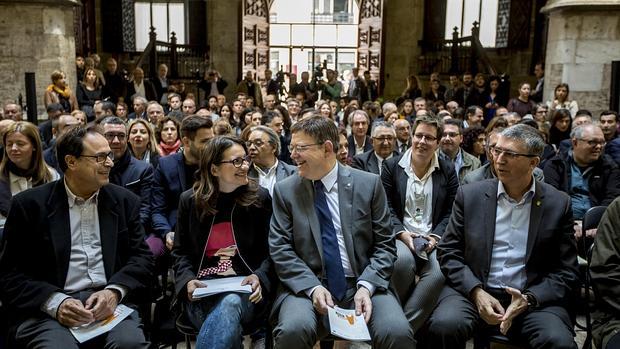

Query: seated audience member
[3,102,23,121]
[146,102,165,126]
[381,116,458,332]
[72,110,87,125]
[439,118,481,182]
[503,112,522,127]
[463,105,483,128]
[547,83,579,119]
[463,128,545,184]
[182,98,197,116]
[543,123,620,239]
[394,118,412,154]
[157,116,182,156]
[378,102,398,124]
[506,82,536,117]
[213,119,234,136]
[167,93,182,114]
[423,124,579,349]
[128,118,160,167]
[76,67,102,119]
[461,126,487,163]
[44,70,78,112]
[347,110,373,158]
[337,127,350,165]
[549,109,573,149]
[590,197,620,349]
[269,116,414,348]
[599,110,620,164]
[152,116,214,251]
[93,100,115,122]
[0,119,15,159]
[43,114,81,174]
[0,125,154,348]
[558,110,593,153]
[172,136,272,349]
[100,116,154,251]
[129,96,147,120]
[127,67,157,102]
[246,125,296,196]
[352,121,398,175]
[39,103,64,149]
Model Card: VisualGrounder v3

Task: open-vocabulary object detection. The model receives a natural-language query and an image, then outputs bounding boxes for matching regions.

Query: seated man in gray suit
[269,116,414,349]
[246,125,296,196]
[352,121,399,175]
[423,124,579,349]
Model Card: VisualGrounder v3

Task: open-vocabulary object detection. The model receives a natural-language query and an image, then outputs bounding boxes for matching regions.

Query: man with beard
[152,116,214,251]
[352,122,398,175]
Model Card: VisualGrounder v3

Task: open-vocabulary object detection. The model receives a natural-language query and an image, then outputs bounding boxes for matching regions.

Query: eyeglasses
[81,151,114,163]
[373,136,395,143]
[442,132,460,138]
[288,143,323,153]
[578,138,606,147]
[490,146,537,159]
[218,155,251,168]
[246,139,266,148]
[104,132,127,142]
[413,133,438,142]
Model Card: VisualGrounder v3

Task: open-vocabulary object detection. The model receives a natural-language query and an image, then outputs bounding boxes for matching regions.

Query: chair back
[582,206,607,231]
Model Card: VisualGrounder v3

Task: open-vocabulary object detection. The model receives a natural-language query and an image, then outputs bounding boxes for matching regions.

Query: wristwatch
[524,292,538,309]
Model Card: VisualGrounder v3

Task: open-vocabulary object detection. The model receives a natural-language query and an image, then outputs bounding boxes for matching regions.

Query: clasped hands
[311,286,372,323]
[398,231,437,253]
[471,287,529,335]
[186,274,263,303]
[57,289,120,327]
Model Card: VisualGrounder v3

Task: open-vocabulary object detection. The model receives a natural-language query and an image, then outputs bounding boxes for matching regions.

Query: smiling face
[411,123,439,163]
[440,124,462,157]
[211,143,250,193]
[372,126,396,159]
[103,123,128,161]
[290,131,332,180]
[5,131,34,170]
[68,133,114,193]
[572,126,605,166]
[320,103,332,118]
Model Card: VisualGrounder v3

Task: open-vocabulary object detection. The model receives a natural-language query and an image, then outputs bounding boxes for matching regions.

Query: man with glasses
[394,119,412,154]
[543,123,620,241]
[381,116,459,333]
[0,125,154,348]
[352,121,398,175]
[270,116,415,349]
[439,119,480,183]
[246,125,296,196]
[422,124,579,349]
[100,116,154,250]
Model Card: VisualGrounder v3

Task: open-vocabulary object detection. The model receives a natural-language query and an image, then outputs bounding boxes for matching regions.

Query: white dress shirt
[373,152,393,175]
[255,160,279,197]
[400,149,439,237]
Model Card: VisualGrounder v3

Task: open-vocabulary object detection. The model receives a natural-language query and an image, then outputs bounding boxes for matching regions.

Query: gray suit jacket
[269,164,396,309]
[462,162,544,185]
[247,160,297,184]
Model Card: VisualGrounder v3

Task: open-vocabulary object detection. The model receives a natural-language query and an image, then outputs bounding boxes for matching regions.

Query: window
[134,1,185,51]
[445,0,498,47]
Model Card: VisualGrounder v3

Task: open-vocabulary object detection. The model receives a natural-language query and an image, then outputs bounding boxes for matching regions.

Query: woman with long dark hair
[548,109,573,149]
[172,136,272,349]
[76,67,103,118]
[547,83,579,118]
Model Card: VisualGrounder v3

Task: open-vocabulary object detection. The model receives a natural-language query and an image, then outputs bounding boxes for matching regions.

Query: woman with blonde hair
[44,70,78,112]
[0,122,59,234]
[128,118,160,167]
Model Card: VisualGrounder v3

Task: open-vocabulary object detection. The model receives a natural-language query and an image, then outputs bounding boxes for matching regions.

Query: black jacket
[109,150,154,227]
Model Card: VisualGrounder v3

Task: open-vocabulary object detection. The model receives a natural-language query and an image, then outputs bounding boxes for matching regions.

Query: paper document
[327,306,371,341]
[192,276,252,299]
[69,304,134,343]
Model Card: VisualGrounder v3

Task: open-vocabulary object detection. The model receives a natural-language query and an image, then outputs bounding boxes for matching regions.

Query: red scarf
[159,139,181,156]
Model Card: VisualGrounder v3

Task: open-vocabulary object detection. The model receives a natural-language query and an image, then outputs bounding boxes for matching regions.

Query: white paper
[327,306,371,341]
[192,276,253,299]
[69,304,134,343]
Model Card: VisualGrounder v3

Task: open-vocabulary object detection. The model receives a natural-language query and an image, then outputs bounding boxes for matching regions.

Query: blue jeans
[186,292,255,349]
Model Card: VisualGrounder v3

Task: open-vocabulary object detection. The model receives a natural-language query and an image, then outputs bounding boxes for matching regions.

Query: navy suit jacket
[110,151,154,227]
[347,135,373,162]
[151,152,191,237]
[351,149,399,175]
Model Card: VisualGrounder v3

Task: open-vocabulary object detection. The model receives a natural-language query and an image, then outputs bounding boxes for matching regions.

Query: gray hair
[382,102,397,116]
[100,116,128,131]
[250,125,281,157]
[348,109,371,127]
[499,124,545,156]
[133,96,147,105]
[570,123,600,140]
[371,121,396,138]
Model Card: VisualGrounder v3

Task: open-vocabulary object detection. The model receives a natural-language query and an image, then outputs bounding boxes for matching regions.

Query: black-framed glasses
[245,139,266,148]
[442,132,460,138]
[578,138,606,147]
[288,143,323,153]
[218,155,251,168]
[81,151,114,163]
[373,136,395,143]
[413,133,438,142]
[490,146,537,159]
[104,132,127,142]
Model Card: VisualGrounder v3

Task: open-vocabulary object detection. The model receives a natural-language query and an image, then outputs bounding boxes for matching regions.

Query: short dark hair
[290,116,339,152]
[575,109,592,118]
[46,103,64,115]
[412,116,443,139]
[443,118,464,134]
[100,101,116,114]
[56,125,104,172]
[600,110,619,122]
[181,115,213,140]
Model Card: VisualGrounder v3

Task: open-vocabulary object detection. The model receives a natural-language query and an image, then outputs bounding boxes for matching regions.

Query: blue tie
[313,180,347,300]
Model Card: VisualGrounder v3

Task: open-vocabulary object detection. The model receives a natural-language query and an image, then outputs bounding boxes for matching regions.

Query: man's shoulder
[158,152,183,167]
[460,178,497,196]
[353,149,374,163]
[278,160,297,174]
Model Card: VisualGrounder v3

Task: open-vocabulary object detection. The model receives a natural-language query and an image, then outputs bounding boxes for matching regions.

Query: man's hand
[165,231,175,250]
[397,231,417,251]
[425,236,438,253]
[311,286,334,315]
[57,298,94,327]
[186,279,206,302]
[354,287,372,323]
[499,287,529,335]
[85,289,119,321]
[242,274,262,304]
[471,287,504,325]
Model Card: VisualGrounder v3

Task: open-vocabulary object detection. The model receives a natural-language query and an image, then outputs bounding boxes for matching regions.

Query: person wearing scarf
[44,70,78,112]
[157,116,182,156]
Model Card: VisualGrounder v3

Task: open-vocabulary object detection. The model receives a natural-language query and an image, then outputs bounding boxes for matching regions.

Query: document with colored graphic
[327,306,371,341]
[69,304,134,343]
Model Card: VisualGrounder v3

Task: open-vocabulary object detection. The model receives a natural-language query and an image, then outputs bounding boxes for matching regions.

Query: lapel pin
[536,200,541,207]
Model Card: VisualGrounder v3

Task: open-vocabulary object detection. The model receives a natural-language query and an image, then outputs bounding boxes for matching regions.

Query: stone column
[542,0,620,117]
[0,0,79,118]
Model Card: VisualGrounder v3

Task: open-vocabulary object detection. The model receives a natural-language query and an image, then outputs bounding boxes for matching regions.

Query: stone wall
[543,3,620,117]
[0,0,78,118]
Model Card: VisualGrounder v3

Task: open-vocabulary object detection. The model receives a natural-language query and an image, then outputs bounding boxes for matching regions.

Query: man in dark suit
[0,125,154,348]
[269,116,414,349]
[246,126,296,196]
[352,121,398,175]
[152,116,214,251]
[38,103,64,150]
[126,67,157,102]
[422,124,579,349]
[393,119,412,154]
[381,116,459,333]
[347,110,373,160]
[43,114,81,175]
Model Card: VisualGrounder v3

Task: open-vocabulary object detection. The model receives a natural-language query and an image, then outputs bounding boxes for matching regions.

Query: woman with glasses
[172,136,272,349]
[0,122,60,236]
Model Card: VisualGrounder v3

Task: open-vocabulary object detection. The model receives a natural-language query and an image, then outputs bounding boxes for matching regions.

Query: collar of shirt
[254,159,278,177]
[497,176,536,205]
[373,151,393,162]
[64,178,99,208]
[399,149,439,181]
[9,172,27,185]
[317,162,339,192]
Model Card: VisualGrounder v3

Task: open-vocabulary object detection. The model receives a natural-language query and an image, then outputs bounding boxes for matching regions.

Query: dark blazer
[347,135,373,161]
[109,150,154,227]
[197,79,229,96]
[0,181,154,322]
[43,146,62,175]
[172,187,274,300]
[126,79,158,102]
[38,120,53,150]
[381,153,459,237]
[247,160,297,184]
[151,77,170,102]
[151,152,190,237]
[0,179,10,218]
[438,179,579,307]
[351,149,399,175]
